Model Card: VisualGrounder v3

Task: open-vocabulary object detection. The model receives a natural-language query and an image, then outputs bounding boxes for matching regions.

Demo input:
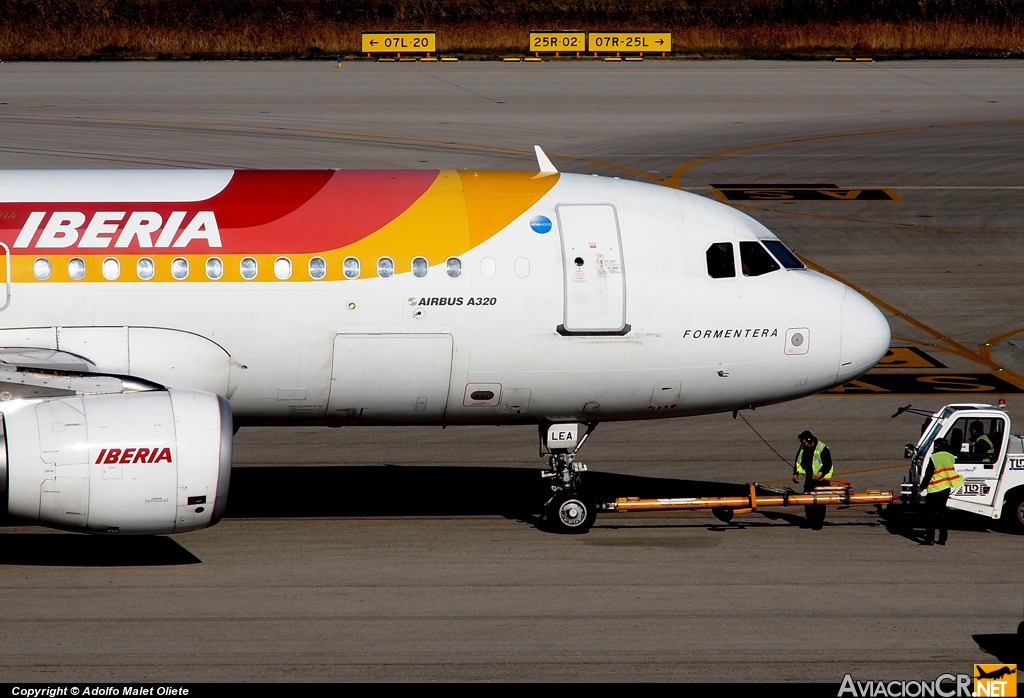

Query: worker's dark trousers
[803,479,829,529]
[925,489,951,544]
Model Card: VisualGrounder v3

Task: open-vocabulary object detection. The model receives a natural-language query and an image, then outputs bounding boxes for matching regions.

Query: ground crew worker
[920,437,964,545]
[793,430,834,530]
[969,421,994,460]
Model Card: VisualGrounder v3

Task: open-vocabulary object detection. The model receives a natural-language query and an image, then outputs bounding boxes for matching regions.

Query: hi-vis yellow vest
[927,451,964,494]
[795,441,834,479]
[973,433,994,462]
[974,433,994,453]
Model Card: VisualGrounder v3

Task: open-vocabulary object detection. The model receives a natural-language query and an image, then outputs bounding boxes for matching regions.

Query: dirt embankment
[1,0,1022,59]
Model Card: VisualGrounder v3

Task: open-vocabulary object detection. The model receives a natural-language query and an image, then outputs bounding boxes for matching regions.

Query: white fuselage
[0,171,890,427]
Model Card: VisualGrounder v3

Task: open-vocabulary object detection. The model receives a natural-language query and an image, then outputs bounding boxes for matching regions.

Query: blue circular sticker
[530,215,552,234]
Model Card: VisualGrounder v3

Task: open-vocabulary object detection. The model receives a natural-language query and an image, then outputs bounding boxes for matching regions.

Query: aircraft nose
[837,289,891,384]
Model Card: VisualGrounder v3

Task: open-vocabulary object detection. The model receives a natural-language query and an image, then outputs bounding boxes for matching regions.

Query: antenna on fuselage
[534,145,558,175]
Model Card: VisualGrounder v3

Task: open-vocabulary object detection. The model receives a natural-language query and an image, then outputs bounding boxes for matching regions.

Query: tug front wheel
[712,507,735,524]
[1000,489,1024,535]
[546,493,597,534]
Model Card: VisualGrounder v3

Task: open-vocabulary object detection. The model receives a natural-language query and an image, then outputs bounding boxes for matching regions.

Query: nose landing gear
[540,422,598,534]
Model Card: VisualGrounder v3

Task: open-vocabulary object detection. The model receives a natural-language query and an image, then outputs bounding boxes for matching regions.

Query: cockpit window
[762,240,805,269]
[740,241,780,276]
[706,243,735,279]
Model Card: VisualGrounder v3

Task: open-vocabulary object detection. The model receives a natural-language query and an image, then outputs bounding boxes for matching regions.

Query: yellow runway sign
[588,32,670,53]
[529,31,586,53]
[361,31,436,55]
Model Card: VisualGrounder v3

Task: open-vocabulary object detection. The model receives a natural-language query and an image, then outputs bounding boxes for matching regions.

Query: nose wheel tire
[546,493,597,534]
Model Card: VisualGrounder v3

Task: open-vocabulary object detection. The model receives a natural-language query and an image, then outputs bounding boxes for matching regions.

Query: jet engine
[0,389,231,534]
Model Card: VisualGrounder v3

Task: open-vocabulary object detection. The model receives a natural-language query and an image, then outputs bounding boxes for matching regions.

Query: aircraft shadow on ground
[0,532,201,566]
[972,632,1023,665]
[224,464,754,518]
[228,466,1012,537]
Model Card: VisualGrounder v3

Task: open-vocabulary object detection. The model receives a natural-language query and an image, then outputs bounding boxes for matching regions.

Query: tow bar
[603,480,894,523]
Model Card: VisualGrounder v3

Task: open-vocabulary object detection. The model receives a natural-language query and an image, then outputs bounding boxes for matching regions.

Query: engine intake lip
[211,394,233,525]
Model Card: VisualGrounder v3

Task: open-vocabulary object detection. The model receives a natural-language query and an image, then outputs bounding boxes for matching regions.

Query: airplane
[0,147,890,535]
[975,666,1016,680]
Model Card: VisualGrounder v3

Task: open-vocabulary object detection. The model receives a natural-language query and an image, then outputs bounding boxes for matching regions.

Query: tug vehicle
[898,402,1024,533]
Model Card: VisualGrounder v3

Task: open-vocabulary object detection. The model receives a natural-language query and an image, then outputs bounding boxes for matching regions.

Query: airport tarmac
[1,60,1023,682]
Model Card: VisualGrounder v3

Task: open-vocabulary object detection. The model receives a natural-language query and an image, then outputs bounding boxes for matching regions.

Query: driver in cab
[969,420,994,462]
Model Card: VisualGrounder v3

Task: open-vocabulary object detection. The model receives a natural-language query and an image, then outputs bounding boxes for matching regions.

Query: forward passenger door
[556,204,627,334]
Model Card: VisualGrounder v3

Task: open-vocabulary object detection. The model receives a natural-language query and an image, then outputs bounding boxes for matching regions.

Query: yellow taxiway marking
[876,347,945,369]
[979,326,1024,362]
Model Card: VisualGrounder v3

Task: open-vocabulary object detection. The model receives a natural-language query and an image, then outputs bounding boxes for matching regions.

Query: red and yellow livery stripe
[0,169,559,282]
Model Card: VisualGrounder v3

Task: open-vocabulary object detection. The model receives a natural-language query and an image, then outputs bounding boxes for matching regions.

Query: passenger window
[206,257,224,280]
[171,257,189,280]
[377,257,394,278]
[412,256,428,278]
[739,241,780,277]
[706,243,735,279]
[446,257,462,278]
[68,257,86,281]
[33,258,51,280]
[102,258,120,280]
[308,257,326,280]
[274,257,292,280]
[240,257,258,280]
[762,240,805,269]
[343,257,359,279]
[137,257,155,280]
[943,416,1005,467]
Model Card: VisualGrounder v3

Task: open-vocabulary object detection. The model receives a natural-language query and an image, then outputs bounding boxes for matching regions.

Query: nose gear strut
[539,422,598,534]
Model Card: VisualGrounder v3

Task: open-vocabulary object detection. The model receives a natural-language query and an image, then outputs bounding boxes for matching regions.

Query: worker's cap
[969,420,984,431]
[934,437,949,449]
[797,430,815,442]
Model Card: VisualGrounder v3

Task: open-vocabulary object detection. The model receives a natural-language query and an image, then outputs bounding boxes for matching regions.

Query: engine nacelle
[0,389,231,534]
